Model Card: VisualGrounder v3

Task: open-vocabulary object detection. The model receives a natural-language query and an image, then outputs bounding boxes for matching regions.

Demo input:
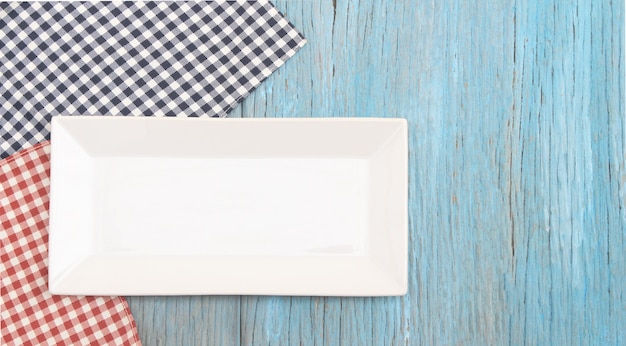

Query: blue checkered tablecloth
[1,1,306,158]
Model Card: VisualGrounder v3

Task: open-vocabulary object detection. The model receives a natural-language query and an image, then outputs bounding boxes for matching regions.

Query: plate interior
[48,117,407,296]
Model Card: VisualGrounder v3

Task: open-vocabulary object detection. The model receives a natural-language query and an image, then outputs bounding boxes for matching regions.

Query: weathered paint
[127,0,625,344]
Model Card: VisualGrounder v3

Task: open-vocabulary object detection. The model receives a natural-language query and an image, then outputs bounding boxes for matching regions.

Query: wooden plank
[507,1,624,344]
[239,297,286,345]
[126,296,240,346]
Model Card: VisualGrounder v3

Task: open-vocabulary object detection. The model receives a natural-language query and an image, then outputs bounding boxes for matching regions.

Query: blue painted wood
[127,0,625,344]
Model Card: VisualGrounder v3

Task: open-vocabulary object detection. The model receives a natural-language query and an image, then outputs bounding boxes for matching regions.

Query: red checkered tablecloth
[1,142,140,345]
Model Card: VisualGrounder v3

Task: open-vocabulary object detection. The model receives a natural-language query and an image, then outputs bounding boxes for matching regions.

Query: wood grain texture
[127,0,625,344]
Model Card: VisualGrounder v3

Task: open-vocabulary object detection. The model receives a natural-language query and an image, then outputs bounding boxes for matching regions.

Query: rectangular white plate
[48,116,407,296]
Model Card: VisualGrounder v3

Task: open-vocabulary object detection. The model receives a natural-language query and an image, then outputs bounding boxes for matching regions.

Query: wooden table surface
[126,1,625,344]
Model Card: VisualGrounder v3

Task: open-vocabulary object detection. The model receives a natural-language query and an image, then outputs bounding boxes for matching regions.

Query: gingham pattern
[0,1,306,158]
[0,142,141,345]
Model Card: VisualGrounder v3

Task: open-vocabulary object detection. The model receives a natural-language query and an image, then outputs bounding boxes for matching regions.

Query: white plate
[48,116,407,296]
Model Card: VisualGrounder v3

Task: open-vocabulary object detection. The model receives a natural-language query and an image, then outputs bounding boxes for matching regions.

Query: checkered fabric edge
[1,142,141,346]
[1,0,307,158]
